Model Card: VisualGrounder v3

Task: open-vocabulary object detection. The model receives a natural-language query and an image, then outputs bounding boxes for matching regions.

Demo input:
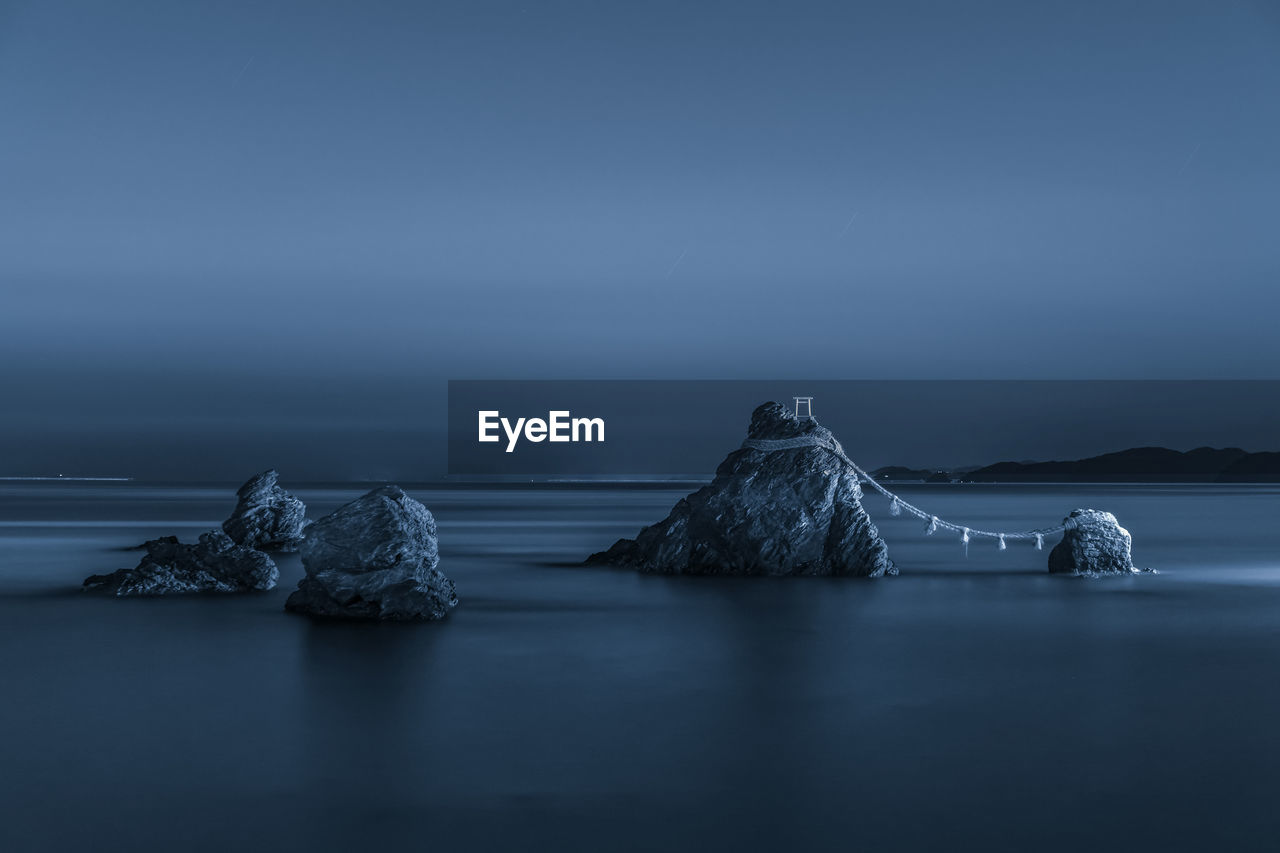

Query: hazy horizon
[2,378,1278,481]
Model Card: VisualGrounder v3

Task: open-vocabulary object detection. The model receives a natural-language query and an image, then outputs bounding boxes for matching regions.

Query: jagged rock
[588,402,893,577]
[124,534,179,552]
[285,486,458,621]
[84,529,278,595]
[222,469,308,551]
[1048,509,1142,575]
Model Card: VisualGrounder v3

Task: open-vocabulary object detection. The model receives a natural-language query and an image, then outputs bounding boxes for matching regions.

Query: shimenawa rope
[741,434,1070,549]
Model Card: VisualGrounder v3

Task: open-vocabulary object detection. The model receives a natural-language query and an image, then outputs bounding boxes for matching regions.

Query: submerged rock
[222,469,308,551]
[285,486,458,621]
[588,401,893,577]
[84,529,278,595]
[1048,509,1145,575]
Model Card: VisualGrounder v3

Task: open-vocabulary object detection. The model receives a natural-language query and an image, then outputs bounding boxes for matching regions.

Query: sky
[0,1,1278,479]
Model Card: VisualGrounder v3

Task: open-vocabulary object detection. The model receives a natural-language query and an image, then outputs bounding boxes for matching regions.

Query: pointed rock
[222,469,308,552]
[588,402,893,577]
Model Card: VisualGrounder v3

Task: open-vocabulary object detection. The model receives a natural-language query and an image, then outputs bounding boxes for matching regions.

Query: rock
[285,485,458,621]
[123,534,179,552]
[222,469,308,551]
[84,529,278,595]
[1048,509,1143,575]
[588,401,893,577]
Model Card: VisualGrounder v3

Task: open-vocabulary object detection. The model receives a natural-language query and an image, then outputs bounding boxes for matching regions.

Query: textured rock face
[285,486,458,621]
[1048,509,1137,575]
[84,529,278,595]
[589,402,892,577]
[222,469,308,552]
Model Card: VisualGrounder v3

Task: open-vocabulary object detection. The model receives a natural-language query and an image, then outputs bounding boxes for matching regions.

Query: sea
[2,481,1279,852]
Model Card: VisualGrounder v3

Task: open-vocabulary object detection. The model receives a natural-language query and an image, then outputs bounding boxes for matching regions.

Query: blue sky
[1,1,1277,477]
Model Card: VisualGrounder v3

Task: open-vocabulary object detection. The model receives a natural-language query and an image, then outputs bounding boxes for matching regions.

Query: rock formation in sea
[285,485,458,621]
[222,469,308,552]
[123,534,178,552]
[1048,509,1142,575]
[588,401,893,577]
[84,529,279,595]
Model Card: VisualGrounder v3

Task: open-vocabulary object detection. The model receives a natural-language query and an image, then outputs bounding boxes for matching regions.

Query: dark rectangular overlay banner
[447,380,1280,480]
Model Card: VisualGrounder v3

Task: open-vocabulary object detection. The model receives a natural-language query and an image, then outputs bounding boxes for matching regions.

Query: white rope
[741,434,1069,545]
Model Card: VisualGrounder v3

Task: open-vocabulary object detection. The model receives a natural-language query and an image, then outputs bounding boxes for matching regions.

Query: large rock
[1048,509,1139,575]
[285,486,458,621]
[84,529,278,595]
[588,402,893,577]
[222,469,308,551]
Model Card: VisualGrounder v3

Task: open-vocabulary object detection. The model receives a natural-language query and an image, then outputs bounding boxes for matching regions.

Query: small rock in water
[285,485,458,621]
[587,401,893,577]
[222,469,308,552]
[1048,508,1150,576]
[84,529,278,595]
[123,534,179,552]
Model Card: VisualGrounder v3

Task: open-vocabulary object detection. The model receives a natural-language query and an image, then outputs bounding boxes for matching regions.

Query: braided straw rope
[741,435,1069,547]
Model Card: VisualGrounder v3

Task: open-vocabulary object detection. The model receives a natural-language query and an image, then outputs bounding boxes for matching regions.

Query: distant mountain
[1219,452,1280,481]
[872,447,1280,483]
[959,446,1280,483]
[871,465,975,483]
[871,465,940,481]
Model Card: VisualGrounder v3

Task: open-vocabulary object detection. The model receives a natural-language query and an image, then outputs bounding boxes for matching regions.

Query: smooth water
[2,482,1280,852]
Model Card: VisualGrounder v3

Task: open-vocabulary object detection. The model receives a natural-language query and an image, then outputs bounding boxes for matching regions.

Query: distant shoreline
[0,476,134,482]
[9,447,1279,488]
[5,479,1280,490]
[873,445,1280,485]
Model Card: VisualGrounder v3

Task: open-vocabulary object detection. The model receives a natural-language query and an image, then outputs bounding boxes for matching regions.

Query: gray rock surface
[1048,509,1140,575]
[84,529,278,595]
[285,485,458,621]
[588,401,893,577]
[222,469,308,552]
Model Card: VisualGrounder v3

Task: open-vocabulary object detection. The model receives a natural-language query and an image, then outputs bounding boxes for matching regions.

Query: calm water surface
[2,482,1279,852]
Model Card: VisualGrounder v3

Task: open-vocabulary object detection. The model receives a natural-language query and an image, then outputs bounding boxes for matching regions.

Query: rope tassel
[998,534,1007,551]
[1035,534,1044,551]
[890,498,901,517]
[960,527,970,556]
[925,516,938,535]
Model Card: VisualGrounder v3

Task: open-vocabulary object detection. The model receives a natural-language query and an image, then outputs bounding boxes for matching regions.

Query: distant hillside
[959,446,1280,483]
[871,466,941,481]
[871,465,974,483]
[872,447,1280,483]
